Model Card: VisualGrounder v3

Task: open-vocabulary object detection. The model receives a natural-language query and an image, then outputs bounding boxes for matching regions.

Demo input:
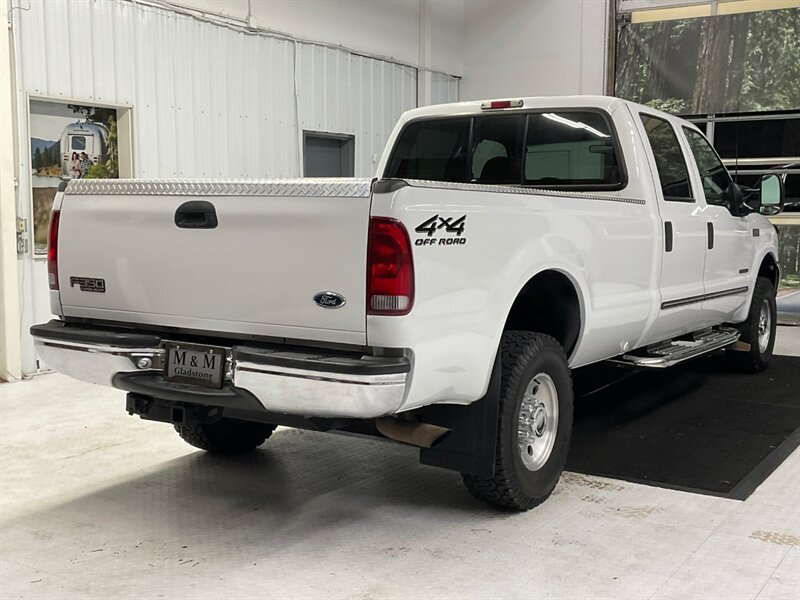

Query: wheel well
[504,271,581,356]
[758,254,779,291]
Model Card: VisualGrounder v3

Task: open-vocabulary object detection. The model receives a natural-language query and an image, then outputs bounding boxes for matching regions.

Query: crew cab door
[680,126,754,322]
[636,111,708,340]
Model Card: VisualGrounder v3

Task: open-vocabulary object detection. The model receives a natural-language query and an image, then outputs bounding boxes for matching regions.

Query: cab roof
[400,95,627,123]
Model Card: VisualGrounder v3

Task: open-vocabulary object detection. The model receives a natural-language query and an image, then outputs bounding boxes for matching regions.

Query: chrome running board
[611,327,740,368]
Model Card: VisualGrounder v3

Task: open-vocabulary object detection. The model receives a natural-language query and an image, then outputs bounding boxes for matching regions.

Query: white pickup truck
[32,96,785,511]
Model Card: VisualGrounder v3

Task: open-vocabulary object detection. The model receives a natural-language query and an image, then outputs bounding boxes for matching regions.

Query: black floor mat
[566,354,800,499]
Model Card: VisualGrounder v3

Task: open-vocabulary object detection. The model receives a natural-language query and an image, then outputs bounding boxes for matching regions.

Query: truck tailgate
[56,179,373,345]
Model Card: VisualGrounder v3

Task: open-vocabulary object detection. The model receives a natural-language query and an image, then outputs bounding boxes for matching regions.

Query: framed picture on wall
[29,99,132,255]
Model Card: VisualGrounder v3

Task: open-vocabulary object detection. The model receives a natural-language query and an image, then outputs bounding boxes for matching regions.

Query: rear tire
[462,331,573,511]
[175,418,276,454]
[731,276,777,373]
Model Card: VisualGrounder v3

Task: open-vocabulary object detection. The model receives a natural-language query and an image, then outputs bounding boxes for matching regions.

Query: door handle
[664,221,673,253]
[707,222,714,250]
[174,201,218,229]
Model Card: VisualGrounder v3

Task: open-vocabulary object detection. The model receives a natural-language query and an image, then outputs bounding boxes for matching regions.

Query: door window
[683,127,735,210]
[640,115,693,201]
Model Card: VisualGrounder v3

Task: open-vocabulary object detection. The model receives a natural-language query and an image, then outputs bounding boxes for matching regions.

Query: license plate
[164,343,226,389]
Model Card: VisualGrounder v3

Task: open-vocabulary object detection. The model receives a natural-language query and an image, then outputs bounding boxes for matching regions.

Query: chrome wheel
[758,299,771,353]
[517,373,559,472]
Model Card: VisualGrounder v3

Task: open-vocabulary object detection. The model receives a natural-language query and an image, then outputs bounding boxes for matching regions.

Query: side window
[524,112,623,187]
[470,116,525,184]
[683,127,735,209]
[640,115,693,201]
[385,118,470,182]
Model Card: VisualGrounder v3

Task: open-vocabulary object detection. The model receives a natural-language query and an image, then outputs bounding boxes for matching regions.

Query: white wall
[460,0,609,101]
[170,0,465,76]
[296,45,417,174]
[0,20,22,381]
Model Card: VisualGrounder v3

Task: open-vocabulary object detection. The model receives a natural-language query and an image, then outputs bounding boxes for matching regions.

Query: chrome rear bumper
[31,321,409,419]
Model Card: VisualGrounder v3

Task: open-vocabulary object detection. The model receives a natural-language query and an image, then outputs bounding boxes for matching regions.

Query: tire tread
[463,331,572,511]
[732,276,776,374]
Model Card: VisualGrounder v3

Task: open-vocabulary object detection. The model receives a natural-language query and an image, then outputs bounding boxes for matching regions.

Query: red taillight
[367,217,414,316]
[47,210,60,290]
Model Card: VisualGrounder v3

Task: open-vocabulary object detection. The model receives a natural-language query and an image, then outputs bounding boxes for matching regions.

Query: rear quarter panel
[369,127,661,412]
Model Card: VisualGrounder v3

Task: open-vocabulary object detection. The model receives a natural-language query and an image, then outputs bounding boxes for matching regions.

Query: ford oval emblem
[313,291,346,309]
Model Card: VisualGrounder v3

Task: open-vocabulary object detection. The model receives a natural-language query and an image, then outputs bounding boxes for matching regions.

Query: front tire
[175,418,276,454]
[462,331,574,511]
[732,276,777,373]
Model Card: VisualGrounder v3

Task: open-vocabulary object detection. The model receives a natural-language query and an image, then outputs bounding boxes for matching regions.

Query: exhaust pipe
[375,417,450,448]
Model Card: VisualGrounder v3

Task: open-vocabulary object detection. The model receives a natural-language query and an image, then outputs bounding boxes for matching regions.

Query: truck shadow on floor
[6,428,483,543]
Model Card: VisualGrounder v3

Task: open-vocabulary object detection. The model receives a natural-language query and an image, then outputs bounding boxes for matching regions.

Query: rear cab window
[386,119,470,182]
[385,110,626,191]
[472,115,525,184]
[525,113,621,187]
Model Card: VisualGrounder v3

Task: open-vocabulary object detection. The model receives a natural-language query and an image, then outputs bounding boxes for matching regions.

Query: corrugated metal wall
[16,0,301,177]
[431,72,460,105]
[14,0,458,179]
[296,45,417,177]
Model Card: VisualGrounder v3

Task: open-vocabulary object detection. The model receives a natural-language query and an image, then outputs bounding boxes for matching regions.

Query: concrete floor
[2,328,799,600]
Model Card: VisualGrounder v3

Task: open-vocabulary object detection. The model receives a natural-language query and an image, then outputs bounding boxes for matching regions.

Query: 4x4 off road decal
[414,214,467,246]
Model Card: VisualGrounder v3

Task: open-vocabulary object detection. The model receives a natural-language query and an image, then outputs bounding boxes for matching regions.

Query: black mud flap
[417,352,501,477]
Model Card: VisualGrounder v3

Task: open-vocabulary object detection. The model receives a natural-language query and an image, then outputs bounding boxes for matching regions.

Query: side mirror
[757,173,785,215]
[740,173,786,216]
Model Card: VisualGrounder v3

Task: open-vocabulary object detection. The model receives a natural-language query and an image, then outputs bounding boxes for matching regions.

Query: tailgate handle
[175,201,218,229]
